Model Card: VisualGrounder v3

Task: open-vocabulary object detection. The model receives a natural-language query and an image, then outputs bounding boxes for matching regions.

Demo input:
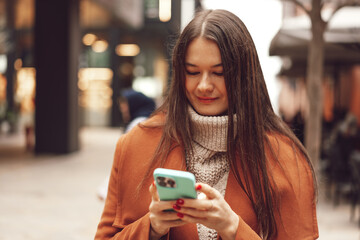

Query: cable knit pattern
[186,107,231,240]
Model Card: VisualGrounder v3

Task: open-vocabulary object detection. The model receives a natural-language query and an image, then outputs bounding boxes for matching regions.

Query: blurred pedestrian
[97,89,156,200]
[95,9,318,240]
[119,89,156,133]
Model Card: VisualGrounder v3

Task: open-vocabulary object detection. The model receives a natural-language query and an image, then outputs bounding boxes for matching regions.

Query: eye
[213,72,224,76]
[186,70,200,76]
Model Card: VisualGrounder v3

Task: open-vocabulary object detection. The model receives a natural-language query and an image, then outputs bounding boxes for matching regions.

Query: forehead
[185,37,222,65]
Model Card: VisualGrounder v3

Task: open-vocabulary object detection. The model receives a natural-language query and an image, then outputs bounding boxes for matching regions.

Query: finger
[196,183,220,199]
[156,201,179,212]
[150,209,185,221]
[150,200,181,216]
[175,205,210,218]
[149,181,159,201]
[198,192,207,200]
[176,212,206,225]
[174,198,213,211]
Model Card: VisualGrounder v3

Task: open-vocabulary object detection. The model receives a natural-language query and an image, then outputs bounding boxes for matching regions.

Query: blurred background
[0,0,359,239]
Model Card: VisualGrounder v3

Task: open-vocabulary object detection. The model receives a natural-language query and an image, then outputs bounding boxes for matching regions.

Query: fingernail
[177,212,184,218]
[173,204,181,210]
[176,199,184,205]
[196,184,202,190]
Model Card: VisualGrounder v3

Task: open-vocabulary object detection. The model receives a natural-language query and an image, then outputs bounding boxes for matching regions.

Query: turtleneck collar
[188,106,230,152]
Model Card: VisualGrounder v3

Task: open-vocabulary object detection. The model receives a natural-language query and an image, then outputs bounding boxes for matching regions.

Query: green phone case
[153,168,197,201]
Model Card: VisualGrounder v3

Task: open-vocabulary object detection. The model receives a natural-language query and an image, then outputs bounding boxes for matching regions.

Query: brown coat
[95,115,318,240]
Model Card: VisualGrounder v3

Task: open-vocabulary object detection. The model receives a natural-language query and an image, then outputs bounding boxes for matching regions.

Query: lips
[197,96,217,103]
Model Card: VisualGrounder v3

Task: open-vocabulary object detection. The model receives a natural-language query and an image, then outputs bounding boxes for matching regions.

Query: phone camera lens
[167,179,176,188]
[157,177,166,187]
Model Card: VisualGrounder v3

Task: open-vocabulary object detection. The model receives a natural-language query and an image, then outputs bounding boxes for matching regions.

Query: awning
[269,6,360,64]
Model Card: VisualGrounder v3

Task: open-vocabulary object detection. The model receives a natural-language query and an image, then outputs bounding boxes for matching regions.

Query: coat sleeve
[231,137,318,240]
[233,218,262,240]
[270,144,319,240]
[94,136,167,240]
[232,171,318,240]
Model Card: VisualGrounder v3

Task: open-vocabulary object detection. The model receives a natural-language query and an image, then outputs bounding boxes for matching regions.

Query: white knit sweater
[186,107,231,240]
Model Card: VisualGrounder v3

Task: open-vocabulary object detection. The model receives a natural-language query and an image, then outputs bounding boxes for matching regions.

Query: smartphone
[153,168,197,201]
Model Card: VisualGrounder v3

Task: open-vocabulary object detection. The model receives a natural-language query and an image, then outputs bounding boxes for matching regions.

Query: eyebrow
[185,63,223,68]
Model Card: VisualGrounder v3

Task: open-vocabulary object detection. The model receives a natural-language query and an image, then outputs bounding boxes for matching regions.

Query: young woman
[95,9,318,240]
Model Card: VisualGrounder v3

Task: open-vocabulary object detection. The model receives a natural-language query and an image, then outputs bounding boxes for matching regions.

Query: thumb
[149,181,160,201]
[195,183,220,200]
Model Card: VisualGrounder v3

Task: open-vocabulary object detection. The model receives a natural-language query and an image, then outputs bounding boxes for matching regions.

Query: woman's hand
[172,183,240,240]
[148,182,187,240]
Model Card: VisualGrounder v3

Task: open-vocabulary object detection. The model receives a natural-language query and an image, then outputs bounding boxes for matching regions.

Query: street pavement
[0,128,359,240]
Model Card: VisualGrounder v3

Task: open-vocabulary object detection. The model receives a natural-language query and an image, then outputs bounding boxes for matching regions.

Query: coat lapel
[224,170,259,233]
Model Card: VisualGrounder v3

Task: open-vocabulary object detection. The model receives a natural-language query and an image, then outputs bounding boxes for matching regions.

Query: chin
[195,108,227,116]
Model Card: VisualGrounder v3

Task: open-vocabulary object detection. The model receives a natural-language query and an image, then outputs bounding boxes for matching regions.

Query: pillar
[34,0,79,153]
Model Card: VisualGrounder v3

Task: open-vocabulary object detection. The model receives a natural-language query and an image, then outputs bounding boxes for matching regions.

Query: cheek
[221,85,229,108]
[220,82,228,98]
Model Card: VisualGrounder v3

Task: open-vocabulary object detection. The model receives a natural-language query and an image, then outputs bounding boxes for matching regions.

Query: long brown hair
[142,9,316,239]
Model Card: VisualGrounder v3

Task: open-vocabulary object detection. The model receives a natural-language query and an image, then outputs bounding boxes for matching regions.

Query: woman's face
[185,37,228,116]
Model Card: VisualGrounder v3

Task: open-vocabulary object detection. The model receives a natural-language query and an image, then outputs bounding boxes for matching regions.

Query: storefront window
[78,68,113,126]
[11,66,35,133]
[80,0,111,28]
[15,0,34,29]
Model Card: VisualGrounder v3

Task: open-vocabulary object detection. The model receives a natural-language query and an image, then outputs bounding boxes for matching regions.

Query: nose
[197,72,214,93]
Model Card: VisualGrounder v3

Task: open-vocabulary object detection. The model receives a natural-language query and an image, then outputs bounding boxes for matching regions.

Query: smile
[197,97,217,103]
